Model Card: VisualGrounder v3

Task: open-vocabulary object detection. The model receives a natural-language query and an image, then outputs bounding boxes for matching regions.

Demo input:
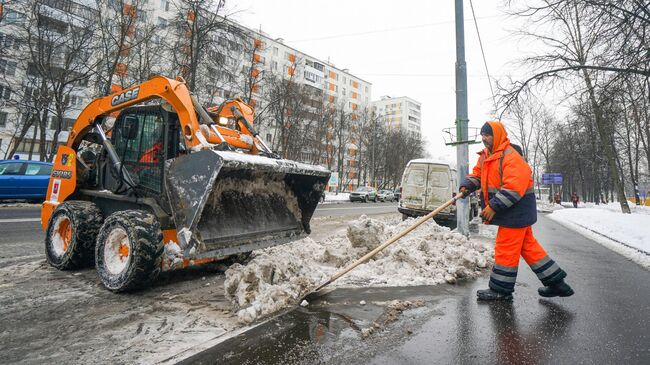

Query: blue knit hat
[480,122,493,136]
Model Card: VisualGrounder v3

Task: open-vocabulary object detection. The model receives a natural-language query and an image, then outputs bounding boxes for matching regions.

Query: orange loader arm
[66,76,211,150]
[67,76,260,152]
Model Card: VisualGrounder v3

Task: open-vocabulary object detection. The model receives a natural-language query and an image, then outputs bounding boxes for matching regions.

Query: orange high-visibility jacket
[460,121,537,228]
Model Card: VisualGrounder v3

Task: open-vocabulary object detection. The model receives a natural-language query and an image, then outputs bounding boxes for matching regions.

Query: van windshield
[355,187,372,192]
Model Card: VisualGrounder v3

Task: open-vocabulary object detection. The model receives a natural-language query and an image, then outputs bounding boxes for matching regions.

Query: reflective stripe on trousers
[489,226,567,293]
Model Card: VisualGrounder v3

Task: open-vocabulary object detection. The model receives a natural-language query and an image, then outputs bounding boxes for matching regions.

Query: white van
[398,159,478,222]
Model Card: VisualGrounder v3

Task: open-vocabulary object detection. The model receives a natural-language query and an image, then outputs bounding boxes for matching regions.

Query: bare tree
[3,0,96,161]
[169,0,232,92]
[502,0,633,213]
[94,0,158,95]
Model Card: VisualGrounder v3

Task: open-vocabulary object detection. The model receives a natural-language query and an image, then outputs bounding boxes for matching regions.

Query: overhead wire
[469,0,498,116]
[288,15,501,43]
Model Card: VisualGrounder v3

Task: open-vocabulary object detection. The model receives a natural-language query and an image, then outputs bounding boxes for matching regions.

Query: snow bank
[549,208,650,269]
[322,192,350,204]
[536,200,565,213]
[582,202,650,215]
[224,215,494,323]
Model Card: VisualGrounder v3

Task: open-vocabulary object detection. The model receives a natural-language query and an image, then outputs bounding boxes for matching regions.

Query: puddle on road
[179,285,469,365]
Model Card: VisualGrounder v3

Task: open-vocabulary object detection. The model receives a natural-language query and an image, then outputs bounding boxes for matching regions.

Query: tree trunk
[582,70,631,213]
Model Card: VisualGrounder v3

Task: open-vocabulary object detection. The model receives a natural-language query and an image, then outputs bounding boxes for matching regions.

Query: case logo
[111,87,140,106]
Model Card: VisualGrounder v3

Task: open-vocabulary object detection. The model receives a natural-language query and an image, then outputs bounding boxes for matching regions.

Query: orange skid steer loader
[41,76,329,292]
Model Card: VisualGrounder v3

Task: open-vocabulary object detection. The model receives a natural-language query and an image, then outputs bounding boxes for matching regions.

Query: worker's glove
[459,187,470,198]
[480,205,496,222]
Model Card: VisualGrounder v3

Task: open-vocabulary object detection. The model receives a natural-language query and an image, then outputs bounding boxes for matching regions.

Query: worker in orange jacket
[460,121,574,301]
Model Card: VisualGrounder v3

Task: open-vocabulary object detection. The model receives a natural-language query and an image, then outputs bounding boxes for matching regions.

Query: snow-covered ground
[548,203,650,269]
[224,215,495,323]
[321,192,350,204]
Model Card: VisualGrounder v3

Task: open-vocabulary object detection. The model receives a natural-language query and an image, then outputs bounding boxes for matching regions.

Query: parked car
[398,159,478,222]
[349,186,378,202]
[377,189,396,202]
[393,188,401,200]
[0,160,53,202]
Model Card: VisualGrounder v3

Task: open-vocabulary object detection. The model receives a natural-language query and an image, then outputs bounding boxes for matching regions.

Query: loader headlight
[218,117,229,126]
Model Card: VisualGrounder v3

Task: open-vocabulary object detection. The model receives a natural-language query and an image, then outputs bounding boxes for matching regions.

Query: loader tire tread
[45,200,104,270]
[96,210,163,292]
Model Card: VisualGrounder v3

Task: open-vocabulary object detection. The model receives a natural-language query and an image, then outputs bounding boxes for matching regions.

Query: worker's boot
[538,279,574,298]
[476,288,513,301]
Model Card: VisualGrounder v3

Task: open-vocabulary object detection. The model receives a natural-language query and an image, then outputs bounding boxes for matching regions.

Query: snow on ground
[0,200,41,207]
[224,215,494,323]
[321,192,350,204]
[548,203,650,269]
[536,200,565,213]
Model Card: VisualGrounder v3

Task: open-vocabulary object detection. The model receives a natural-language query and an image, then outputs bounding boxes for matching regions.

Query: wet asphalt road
[183,213,650,364]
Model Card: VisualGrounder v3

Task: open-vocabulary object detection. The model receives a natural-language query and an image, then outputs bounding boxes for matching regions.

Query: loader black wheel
[95,210,163,292]
[45,201,103,270]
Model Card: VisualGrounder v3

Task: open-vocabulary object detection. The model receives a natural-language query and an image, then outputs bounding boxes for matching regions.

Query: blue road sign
[541,173,563,185]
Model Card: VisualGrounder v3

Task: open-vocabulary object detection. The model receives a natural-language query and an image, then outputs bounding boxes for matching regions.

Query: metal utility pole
[455,0,470,236]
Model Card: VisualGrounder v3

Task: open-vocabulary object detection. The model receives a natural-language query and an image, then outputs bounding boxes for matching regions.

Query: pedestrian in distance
[459,121,575,301]
[571,192,579,208]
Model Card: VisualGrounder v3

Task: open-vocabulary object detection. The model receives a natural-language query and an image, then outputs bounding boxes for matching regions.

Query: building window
[0,33,21,50]
[0,85,11,100]
[0,112,7,127]
[48,117,76,131]
[271,60,278,71]
[0,59,17,76]
[273,47,278,55]
[161,0,170,11]
[4,9,25,24]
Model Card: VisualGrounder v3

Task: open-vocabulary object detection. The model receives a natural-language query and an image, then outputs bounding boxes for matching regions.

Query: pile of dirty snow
[224,215,494,323]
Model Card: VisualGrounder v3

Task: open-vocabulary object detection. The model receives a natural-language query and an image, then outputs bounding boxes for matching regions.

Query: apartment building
[371,96,422,138]
[243,34,372,189]
[0,1,371,190]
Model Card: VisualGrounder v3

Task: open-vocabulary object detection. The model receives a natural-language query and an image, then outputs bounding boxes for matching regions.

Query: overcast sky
[230,0,528,162]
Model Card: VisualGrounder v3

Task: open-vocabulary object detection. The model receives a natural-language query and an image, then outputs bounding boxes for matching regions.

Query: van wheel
[45,201,104,270]
[364,196,368,203]
[96,210,163,292]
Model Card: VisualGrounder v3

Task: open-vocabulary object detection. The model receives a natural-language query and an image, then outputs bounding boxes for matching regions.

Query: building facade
[0,0,372,190]
[371,96,422,138]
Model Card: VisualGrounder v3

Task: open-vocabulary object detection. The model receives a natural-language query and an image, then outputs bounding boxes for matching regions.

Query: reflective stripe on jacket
[460,121,537,228]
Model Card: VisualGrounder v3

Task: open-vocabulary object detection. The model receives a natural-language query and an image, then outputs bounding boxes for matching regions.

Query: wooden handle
[315,192,465,291]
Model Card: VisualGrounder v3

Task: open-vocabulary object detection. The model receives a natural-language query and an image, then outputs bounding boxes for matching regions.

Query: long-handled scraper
[302,192,466,302]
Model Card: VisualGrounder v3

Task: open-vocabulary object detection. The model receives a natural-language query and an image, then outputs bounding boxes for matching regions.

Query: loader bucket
[165,150,330,257]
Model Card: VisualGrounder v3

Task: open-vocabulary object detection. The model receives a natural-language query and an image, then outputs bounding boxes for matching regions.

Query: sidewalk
[548,202,650,269]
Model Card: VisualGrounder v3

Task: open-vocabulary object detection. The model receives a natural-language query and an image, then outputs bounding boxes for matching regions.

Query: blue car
[0,160,53,202]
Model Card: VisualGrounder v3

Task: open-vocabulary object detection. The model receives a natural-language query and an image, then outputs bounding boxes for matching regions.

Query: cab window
[112,111,164,193]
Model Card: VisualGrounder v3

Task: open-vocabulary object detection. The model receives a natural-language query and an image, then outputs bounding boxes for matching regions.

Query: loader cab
[100,105,185,196]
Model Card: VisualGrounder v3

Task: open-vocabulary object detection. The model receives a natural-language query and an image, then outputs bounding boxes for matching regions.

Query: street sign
[541,173,563,185]
[328,172,338,187]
